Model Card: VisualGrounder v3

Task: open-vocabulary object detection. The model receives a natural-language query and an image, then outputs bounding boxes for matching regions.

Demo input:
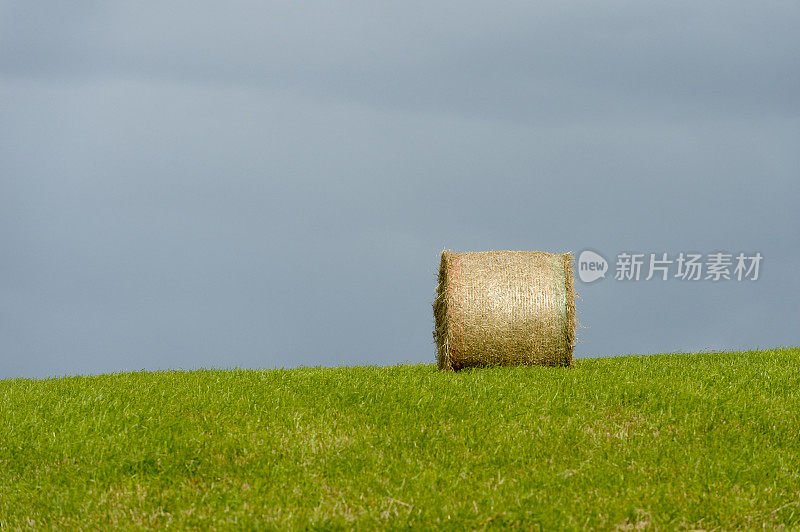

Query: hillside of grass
[2,347,799,529]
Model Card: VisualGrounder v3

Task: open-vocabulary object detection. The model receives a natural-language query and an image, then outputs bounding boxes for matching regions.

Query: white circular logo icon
[577,250,608,283]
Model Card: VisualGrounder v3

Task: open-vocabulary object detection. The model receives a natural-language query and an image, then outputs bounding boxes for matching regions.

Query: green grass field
[2,347,799,529]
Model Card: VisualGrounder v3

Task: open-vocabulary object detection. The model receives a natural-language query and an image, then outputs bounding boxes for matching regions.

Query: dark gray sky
[1,2,798,378]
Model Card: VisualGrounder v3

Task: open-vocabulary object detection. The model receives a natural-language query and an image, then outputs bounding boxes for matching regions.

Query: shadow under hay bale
[433,250,576,371]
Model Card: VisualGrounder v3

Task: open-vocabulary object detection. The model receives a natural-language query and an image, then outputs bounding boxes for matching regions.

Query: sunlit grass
[1,347,799,529]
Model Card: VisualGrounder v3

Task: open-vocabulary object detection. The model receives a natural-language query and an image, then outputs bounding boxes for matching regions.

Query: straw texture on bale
[433,250,576,371]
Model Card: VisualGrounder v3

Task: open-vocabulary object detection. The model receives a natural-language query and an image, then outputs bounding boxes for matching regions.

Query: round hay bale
[433,250,576,371]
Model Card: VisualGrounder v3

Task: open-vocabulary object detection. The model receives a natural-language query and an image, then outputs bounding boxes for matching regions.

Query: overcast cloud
[1,1,798,378]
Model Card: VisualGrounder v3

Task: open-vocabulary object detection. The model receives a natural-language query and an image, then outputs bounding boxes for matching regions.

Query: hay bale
[433,250,576,371]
